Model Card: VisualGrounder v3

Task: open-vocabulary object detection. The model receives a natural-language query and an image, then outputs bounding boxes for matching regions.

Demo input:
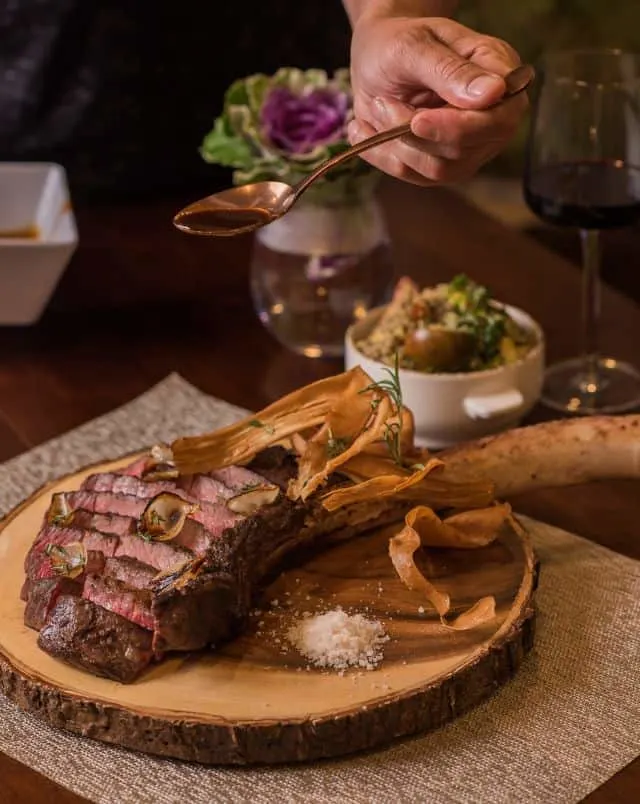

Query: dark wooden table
[0,178,638,803]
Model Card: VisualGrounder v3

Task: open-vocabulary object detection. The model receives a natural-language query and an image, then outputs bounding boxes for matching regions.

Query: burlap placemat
[0,374,638,804]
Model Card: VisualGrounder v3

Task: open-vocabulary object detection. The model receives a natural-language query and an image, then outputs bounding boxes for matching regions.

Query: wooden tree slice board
[0,455,537,765]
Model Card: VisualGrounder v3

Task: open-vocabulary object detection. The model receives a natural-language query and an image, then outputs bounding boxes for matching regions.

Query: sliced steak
[210,465,269,493]
[83,574,154,631]
[25,446,408,683]
[119,457,149,477]
[37,595,154,683]
[68,509,135,537]
[83,473,180,498]
[24,578,82,630]
[26,526,118,579]
[68,508,217,556]
[70,484,242,543]
[177,474,231,504]
[113,532,192,572]
[67,489,148,519]
[190,506,241,541]
[26,523,191,579]
[103,556,157,589]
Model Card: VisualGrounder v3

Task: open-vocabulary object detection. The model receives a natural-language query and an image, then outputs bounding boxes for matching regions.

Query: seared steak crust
[24,578,82,630]
[37,595,154,683]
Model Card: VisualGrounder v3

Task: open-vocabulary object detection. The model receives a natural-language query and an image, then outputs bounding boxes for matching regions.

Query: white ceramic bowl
[345,304,545,449]
[0,162,78,324]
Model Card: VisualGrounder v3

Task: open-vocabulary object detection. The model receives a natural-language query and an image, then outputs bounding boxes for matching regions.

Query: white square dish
[0,162,78,324]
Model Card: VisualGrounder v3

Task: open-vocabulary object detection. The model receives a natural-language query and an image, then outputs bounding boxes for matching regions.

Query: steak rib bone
[440,414,640,498]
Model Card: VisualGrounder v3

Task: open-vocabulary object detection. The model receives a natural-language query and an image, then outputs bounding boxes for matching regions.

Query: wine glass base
[541,357,640,415]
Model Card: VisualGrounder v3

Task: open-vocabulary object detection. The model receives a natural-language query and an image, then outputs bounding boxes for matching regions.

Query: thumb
[407,31,507,108]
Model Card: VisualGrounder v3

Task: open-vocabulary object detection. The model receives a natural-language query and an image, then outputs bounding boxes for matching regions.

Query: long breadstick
[440,415,640,498]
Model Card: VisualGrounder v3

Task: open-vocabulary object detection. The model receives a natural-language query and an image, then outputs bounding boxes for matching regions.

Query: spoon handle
[291,63,535,203]
[292,123,410,200]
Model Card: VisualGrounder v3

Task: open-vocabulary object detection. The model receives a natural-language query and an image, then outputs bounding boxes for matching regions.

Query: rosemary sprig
[360,351,404,465]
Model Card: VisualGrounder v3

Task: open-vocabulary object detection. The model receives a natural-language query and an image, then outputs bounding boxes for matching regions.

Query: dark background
[0,1,351,202]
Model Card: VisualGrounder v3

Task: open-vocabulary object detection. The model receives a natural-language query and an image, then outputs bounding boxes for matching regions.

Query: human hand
[348,15,528,185]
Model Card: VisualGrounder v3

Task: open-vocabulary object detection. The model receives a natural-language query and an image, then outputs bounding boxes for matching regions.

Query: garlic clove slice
[47,492,74,527]
[226,484,280,515]
[139,493,199,542]
[142,443,179,481]
[45,542,87,579]
[143,462,180,481]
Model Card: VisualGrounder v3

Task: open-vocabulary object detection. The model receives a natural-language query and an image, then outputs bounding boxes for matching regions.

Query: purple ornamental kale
[261,87,350,155]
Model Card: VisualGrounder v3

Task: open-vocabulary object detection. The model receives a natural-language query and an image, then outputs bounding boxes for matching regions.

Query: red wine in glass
[524,51,640,414]
[525,160,640,229]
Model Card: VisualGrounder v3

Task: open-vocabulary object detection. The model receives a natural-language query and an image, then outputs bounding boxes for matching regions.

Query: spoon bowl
[174,63,535,238]
[173,181,293,236]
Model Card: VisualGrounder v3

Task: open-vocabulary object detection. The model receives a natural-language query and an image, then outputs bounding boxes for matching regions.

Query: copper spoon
[173,63,535,238]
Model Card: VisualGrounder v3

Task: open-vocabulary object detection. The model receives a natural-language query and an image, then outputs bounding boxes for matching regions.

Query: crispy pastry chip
[446,597,496,630]
[362,406,417,459]
[322,457,495,512]
[401,503,512,549]
[389,523,451,617]
[287,371,395,500]
[388,504,512,630]
[170,367,375,476]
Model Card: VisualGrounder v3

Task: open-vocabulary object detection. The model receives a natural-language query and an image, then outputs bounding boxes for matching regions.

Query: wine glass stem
[580,228,601,391]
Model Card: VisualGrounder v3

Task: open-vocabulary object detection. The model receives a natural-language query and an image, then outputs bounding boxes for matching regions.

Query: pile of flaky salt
[287,607,389,671]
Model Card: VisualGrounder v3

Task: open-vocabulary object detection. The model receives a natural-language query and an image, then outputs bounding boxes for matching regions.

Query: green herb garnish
[447,274,507,366]
[248,418,276,435]
[360,351,404,465]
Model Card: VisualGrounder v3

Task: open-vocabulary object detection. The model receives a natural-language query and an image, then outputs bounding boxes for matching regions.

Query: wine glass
[524,49,640,414]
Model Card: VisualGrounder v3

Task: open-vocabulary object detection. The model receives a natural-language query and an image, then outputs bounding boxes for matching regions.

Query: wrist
[344,1,458,26]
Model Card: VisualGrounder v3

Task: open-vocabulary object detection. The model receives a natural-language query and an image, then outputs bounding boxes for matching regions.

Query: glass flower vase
[250,188,394,358]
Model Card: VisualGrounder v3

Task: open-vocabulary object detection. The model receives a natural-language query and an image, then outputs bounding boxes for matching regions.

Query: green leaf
[227,104,254,136]
[302,68,329,89]
[224,77,251,109]
[199,117,253,168]
[245,74,271,114]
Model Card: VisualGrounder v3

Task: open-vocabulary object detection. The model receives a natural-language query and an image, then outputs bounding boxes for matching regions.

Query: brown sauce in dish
[0,224,39,239]
[176,207,273,234]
